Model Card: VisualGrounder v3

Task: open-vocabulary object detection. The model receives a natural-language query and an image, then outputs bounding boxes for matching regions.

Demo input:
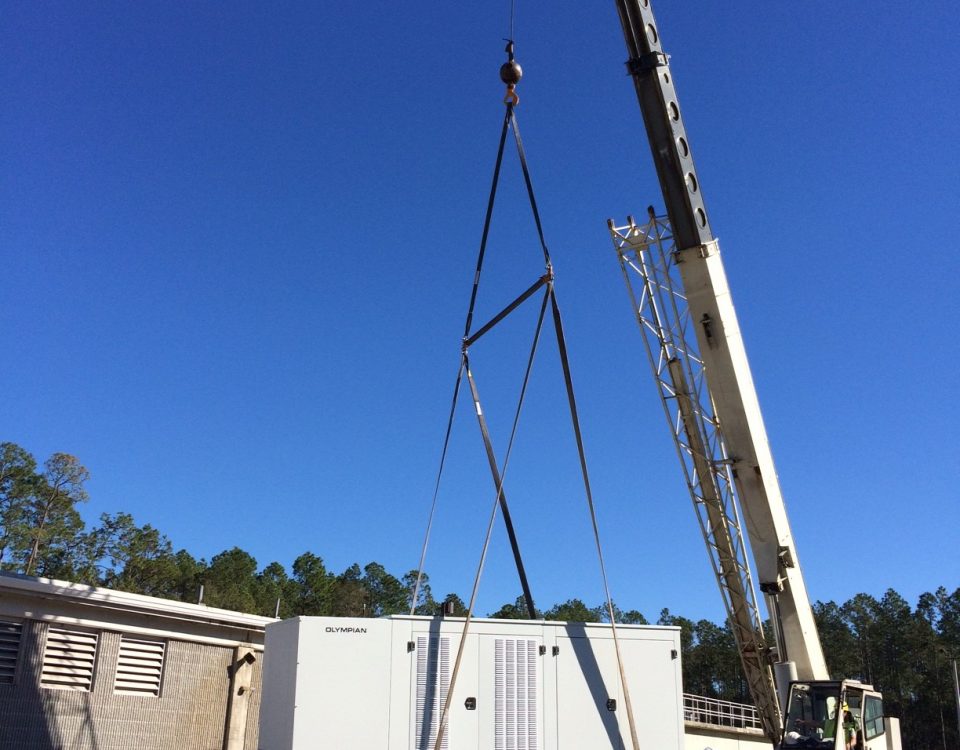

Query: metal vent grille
[495,638,539,750]
[114,636,165,696]
[0,620,23,684]
[40,626,98,692]
[415,636,450,750]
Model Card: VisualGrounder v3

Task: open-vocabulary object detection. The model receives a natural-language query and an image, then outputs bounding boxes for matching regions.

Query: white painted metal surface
[884,717,903,750]
[608,217,828,699]
[258,615,684,750]
[674,238,827,681]
[684,728,771,750]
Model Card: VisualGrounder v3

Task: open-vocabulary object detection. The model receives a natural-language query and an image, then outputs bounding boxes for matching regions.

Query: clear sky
[2,1,958,624]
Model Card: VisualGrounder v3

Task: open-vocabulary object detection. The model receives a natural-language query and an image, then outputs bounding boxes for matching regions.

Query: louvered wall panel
[114,635,165,696]
[40,626,98,692]
[415,635,450,750]
[495,638,539,750]
[0,620,22,684]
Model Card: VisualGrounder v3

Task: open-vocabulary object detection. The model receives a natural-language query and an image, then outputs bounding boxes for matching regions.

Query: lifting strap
[409,98,536,621]
[424,43,641,750]
[432,292,549,750]
[549,289,641,750]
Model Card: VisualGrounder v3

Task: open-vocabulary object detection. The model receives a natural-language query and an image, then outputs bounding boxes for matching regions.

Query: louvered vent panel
[415,636,450,750]
[0,620,23,684]
[40,626,98,692]
[114,636,165,696]
[495,638,539,750]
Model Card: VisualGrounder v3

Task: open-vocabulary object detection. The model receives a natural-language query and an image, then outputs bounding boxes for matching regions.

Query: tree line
[2,442,957,748]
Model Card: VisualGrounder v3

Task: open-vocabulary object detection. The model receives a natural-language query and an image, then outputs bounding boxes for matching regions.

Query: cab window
[783,684,840,748]
[864,696,884,740]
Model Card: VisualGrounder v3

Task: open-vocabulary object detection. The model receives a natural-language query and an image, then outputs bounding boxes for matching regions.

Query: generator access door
[409,631,479,750]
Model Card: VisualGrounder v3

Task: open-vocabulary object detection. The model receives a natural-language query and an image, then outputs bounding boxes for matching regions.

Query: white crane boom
[608,2,905,748]
[674,233,828,683]
[610,0,827,680]
[610,214,800,742]
[608,2,902,747]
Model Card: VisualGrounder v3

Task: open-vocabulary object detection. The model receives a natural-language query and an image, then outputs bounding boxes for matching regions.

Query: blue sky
[2,1,958,623]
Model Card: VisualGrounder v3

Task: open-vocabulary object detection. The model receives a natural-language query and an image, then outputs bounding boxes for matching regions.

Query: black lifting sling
[409,41,641,750]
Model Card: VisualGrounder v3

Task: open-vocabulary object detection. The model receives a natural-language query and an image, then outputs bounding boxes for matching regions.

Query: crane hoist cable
[412,41,640,750]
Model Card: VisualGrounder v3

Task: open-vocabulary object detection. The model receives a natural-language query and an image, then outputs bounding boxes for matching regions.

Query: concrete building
[0,572,273,750]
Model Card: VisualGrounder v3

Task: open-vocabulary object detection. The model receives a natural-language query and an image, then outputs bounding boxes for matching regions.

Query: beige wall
[0,618,263,750]
[0,573,270,750]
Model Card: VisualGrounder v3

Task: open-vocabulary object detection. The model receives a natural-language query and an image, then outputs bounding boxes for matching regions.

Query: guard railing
[683,693,763,731]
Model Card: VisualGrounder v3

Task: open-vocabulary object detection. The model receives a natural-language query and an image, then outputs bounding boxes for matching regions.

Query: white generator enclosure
[259,615,683,750]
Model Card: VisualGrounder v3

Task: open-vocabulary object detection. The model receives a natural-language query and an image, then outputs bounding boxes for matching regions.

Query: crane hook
[500,39,522,106]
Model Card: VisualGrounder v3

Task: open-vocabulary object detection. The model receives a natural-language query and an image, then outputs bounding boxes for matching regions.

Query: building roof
[0,571,275,648]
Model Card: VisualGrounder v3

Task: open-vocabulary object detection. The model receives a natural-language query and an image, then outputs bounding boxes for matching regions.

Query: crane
[606,1,902,748]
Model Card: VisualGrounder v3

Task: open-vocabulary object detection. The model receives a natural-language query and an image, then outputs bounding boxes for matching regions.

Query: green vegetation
[2,442,957,747]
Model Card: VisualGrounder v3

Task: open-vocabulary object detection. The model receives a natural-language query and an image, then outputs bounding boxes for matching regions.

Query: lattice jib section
[610,215,777,736]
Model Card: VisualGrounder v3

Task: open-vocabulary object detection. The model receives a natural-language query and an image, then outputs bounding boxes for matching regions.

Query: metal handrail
[683,693,763,732]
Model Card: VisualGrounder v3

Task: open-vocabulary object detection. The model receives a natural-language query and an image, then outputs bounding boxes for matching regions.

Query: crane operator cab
[781,680,889,750]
